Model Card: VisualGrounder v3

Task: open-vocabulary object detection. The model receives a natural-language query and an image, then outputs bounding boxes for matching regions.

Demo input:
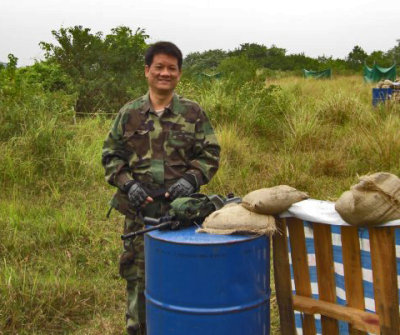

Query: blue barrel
[372,88,392,106]
[144,226,270,335]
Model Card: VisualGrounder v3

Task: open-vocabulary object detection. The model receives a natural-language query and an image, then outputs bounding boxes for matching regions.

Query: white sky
[1,0,399,66]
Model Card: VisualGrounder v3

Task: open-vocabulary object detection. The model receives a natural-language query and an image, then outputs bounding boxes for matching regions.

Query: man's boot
[127,322,146,335]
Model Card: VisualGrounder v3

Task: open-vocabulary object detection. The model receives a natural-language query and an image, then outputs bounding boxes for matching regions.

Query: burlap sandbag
[197,203,276,235]
[335,172,400,226]
[241,185,309,215]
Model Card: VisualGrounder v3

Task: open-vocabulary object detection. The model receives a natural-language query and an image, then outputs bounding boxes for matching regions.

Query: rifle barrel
[121,221,173,240]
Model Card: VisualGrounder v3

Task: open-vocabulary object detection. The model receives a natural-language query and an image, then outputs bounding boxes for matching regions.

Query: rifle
[121,216,181,240]
[120,193,242,240]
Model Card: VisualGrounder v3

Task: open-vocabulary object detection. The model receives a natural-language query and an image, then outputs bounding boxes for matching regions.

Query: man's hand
[124,181,153,208]
[165,177,195,200]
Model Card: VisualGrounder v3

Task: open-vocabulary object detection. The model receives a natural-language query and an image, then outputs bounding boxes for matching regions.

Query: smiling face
[145,53,182,95]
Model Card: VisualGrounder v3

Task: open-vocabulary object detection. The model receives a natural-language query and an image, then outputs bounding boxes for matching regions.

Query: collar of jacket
[139,92,182,116]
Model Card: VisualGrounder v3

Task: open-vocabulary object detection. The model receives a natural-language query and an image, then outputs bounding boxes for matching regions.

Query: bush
[40,25,149,114]
[217,56,259,86]
[19,61,73,92]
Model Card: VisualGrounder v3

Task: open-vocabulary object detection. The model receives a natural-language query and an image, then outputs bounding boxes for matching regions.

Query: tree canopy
[40,25,149,113]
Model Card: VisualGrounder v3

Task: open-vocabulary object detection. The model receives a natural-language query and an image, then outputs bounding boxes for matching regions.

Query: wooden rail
[273,217,400,335]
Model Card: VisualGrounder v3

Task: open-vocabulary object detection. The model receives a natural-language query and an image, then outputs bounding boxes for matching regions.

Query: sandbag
[241,185,309,215]
[197,203,276,235]
[335,172,400,226]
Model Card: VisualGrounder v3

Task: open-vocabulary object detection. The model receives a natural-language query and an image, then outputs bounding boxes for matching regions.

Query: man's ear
[144,65,149,78]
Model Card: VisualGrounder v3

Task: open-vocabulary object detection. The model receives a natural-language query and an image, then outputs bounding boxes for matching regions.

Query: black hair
[145,41,183,70]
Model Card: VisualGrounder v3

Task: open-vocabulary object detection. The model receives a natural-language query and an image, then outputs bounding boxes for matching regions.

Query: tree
[263,45,286,70]
[234,43,268,63]
[217,55,259,85]
[366,50,392,67]
[184,49,227,75]
[0,54,21,96]
[386,39,400,65]
[284,53,319,71]
[19,60,72,92]
[346,45,368,70]
[40,25,148,114]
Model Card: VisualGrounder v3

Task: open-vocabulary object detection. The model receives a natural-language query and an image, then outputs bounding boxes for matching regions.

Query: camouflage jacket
[102,93,220,218]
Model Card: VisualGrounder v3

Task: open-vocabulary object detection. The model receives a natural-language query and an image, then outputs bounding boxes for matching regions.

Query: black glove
[167,175,196,200]
[122,180,148,208]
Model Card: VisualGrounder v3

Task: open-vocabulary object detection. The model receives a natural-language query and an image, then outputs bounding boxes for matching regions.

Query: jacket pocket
[167,130,195,150]
[124,129,151,157]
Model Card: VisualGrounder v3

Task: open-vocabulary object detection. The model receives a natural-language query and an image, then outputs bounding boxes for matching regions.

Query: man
[102,41,220,335]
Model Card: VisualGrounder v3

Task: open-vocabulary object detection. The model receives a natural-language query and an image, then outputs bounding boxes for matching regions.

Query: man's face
[145,53,181,94]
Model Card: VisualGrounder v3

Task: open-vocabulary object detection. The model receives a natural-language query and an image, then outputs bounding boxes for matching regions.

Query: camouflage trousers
[119,199,171,333]
[120,215,146,332]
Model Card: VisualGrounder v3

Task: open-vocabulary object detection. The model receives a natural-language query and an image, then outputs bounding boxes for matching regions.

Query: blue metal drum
[372,87,393,106]
[144,226,270,335]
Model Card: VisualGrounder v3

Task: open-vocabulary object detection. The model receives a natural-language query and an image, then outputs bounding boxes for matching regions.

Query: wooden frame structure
[273,217,400,335]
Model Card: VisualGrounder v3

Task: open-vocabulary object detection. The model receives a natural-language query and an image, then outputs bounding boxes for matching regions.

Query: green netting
[303,69,332,79]
[363,64,396,83]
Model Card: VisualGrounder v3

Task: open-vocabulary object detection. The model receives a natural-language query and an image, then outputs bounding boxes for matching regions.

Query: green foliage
[216,55,259,85]
[184,42,363,76]
[183,40,400,77]
[317,56,350,74]
[366,50,393,67]
[347,44,397,70]
[346,45,368,70]
[19,60,73,91]
[0,81,74,141]
[231,43,269,64]
[179,74,290,142]
[183,49,228,75]
[261,45,287,70]
[283,53,320,72]
[386,39,400,64]
[0,54,22,96]
[230,43,287,70]
[40,25,149,114]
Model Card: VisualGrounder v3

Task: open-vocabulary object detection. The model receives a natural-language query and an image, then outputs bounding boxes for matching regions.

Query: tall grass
[1,74,399,334]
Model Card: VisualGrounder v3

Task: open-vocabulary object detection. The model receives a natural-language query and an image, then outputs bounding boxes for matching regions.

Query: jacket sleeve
[186,109,220,187]
[101,110,133,189]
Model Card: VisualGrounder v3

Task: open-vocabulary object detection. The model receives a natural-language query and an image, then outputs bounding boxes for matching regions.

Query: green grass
[1,74,399,334]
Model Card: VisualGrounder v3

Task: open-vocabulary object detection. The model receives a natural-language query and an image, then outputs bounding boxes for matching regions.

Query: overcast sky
[1,0,399,66]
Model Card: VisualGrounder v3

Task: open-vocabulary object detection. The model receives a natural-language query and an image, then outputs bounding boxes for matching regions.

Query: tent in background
[364,64,396,83]
[303,69,332,79]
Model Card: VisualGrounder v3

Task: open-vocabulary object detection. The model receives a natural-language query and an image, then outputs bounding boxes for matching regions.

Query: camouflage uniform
[102,92,220,332]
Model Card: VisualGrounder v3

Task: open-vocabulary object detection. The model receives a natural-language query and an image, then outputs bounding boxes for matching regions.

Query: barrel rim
[145,290,271,315]
[145,232,265,245]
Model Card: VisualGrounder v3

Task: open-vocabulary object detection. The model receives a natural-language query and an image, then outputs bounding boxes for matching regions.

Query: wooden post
[313,223,339,334]
[288,218,317,335]
[273,218,297,335]
[369,227,400,335]
[341,226,367,335]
